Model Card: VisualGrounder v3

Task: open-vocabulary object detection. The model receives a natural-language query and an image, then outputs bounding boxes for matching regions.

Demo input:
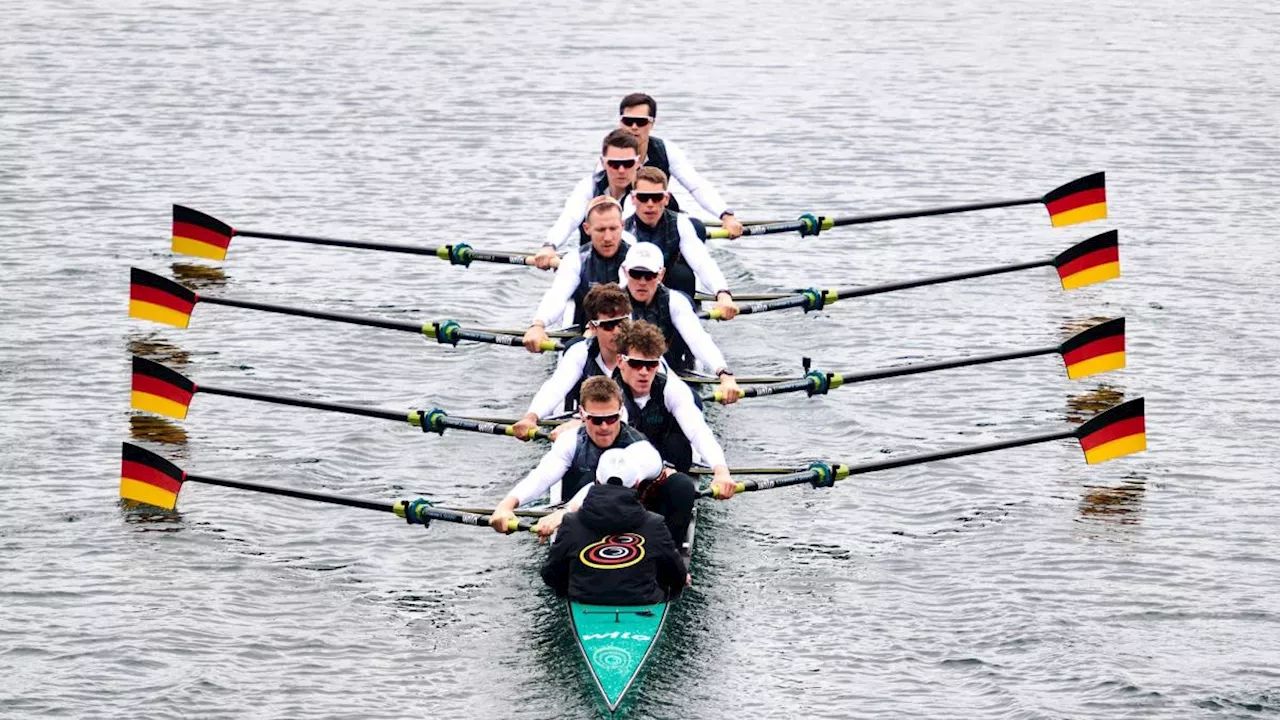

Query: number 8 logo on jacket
[579,533,647,570]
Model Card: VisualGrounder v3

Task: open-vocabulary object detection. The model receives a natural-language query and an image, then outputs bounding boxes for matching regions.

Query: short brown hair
[617,320,666,358]
[579,376,623,407]
[634,166,668,189]
[585,195,622,222]
[601,128,640,155]
[583,283,632,321]
[619,93,657,118]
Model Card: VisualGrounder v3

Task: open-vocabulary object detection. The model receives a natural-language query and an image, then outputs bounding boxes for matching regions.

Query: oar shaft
[830,196,1041,229]
[834,258,1051,301]
[200,296,422,334]
[235,228,441,257]
[186,472,396,512]
[198,384,410,423]
[436,415,552,441]
[834,345,1056,385]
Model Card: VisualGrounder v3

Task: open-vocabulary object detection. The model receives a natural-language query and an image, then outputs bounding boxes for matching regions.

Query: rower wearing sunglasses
[614,92,744,240]
[488,376,662,539]
[512,283,633,442]
[533,129,641,271]
[523,196,634,353]
[628,166,739,321]
[622,243,742,404]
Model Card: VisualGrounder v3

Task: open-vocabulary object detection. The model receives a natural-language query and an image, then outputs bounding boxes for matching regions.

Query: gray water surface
[3,1,1279,718]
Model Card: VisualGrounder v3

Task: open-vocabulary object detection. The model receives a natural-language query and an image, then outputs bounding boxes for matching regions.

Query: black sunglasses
[622,356,662,370]
[627,268,658,281]
[583,412,621,426]
[605,157,638,169]
[620,116,653,128]
[634,191,666,204]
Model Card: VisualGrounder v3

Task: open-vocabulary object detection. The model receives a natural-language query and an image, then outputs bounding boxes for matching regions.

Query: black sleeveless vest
[560,423,646,503]
[631,285,694,372]
[563,337,610,412]
[625,209,701,300]
[571,243,626,327]
[618,373,693,472]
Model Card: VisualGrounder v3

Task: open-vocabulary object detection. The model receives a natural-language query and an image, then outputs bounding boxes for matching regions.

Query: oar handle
[410,409,553,441]
[395,501,536,532]
[424,322,564,352]
[705,196,1042,239]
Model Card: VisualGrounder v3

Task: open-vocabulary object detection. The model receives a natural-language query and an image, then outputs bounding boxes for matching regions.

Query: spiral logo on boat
[580,533,646,569]
[592,646,633,672]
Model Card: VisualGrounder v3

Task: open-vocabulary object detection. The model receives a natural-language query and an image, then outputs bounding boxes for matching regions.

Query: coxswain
[627,165,739,319]
[540,444,687,606]
[489,376,659,538]
[621,243,741,403]
[533,129,641,270]
[512,283,632,441]
[523,195,633,352]
[614,92,744,239]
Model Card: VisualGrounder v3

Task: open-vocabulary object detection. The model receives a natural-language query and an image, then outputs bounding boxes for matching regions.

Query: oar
[708,318,1125,402]
[129,356,551,441]
[699,230,1120,320]
[119,442,536,532]
[705,172,1106,239]
[699,397,1147,498]
[129,268,563,352]
[172,204,558,268]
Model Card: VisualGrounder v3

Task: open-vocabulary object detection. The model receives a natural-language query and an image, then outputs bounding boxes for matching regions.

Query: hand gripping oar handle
[394,500,536,532]
[410,408,552,441]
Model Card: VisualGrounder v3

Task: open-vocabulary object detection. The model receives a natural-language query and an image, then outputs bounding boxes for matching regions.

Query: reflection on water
[1065,384,1127,424]
[128,414,189,445]
[124,334,191,366]
[1078,476,1147,526]
[171,262,228,290]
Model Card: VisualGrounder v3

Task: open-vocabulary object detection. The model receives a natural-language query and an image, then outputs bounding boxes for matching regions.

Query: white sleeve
[532,247,581,327]
[543,175,594,251]
[507,430,578,506]
[526,341,589,419]
[668,290,728,374]
[664,377,727,469]
[675,215,730,295]
[664,139,729,219]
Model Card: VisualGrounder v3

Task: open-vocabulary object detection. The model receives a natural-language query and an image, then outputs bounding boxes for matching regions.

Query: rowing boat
[568,508,697,713]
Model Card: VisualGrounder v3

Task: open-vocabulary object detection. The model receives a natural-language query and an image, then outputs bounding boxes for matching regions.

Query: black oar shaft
[235,228,441,257]
[834,258,1050,301]
[836,345,1056,385]
[198,384,409,423]
[830,196,1041,229]
[186,472,396,512]
[201,296,422,334]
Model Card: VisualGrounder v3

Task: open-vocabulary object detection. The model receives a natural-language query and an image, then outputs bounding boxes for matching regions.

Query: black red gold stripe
[129,268,197,328]
[131,356,197,420]
[1059,318,1125,379]
[1076,398,1146,464]
[172,204,234,260]
[1043,172,1107,227]
[120,442,185,510]
[1053,230,1120,290]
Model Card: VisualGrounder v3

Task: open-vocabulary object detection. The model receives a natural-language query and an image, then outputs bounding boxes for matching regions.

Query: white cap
[596,448,641,488]
[622,242,665,273]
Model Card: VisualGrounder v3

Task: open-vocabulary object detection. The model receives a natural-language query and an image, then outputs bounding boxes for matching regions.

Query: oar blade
[1059,318,1126,379]
[131,356,196,420]
[1075,398,1146,465]
[129,268,196,328]
[172,205,234,260]
[1043,172,1107,227]
[1054,230,1120,290]
[121,442,186,510]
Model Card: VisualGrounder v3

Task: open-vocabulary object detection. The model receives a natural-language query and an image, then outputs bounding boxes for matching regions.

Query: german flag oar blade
[173,205,234,261]
[1054,230,1120,290]
[1059,318,1125,379]
[131,356,197,420]
[129,268,197,328]
[121,442,186,510]
[1075,398,1146,465]
[1043,172,1107,228]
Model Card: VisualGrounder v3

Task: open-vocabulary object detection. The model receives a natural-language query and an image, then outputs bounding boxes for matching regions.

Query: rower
[512,283,632,441]
[523,196,634,352]
[489,376,659,538]
[615,92,744,239]
[609,320,736,546]
[622,242,741,404]
[540,444,687,606]
[627,165,739,319]
[533,129,641,270]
